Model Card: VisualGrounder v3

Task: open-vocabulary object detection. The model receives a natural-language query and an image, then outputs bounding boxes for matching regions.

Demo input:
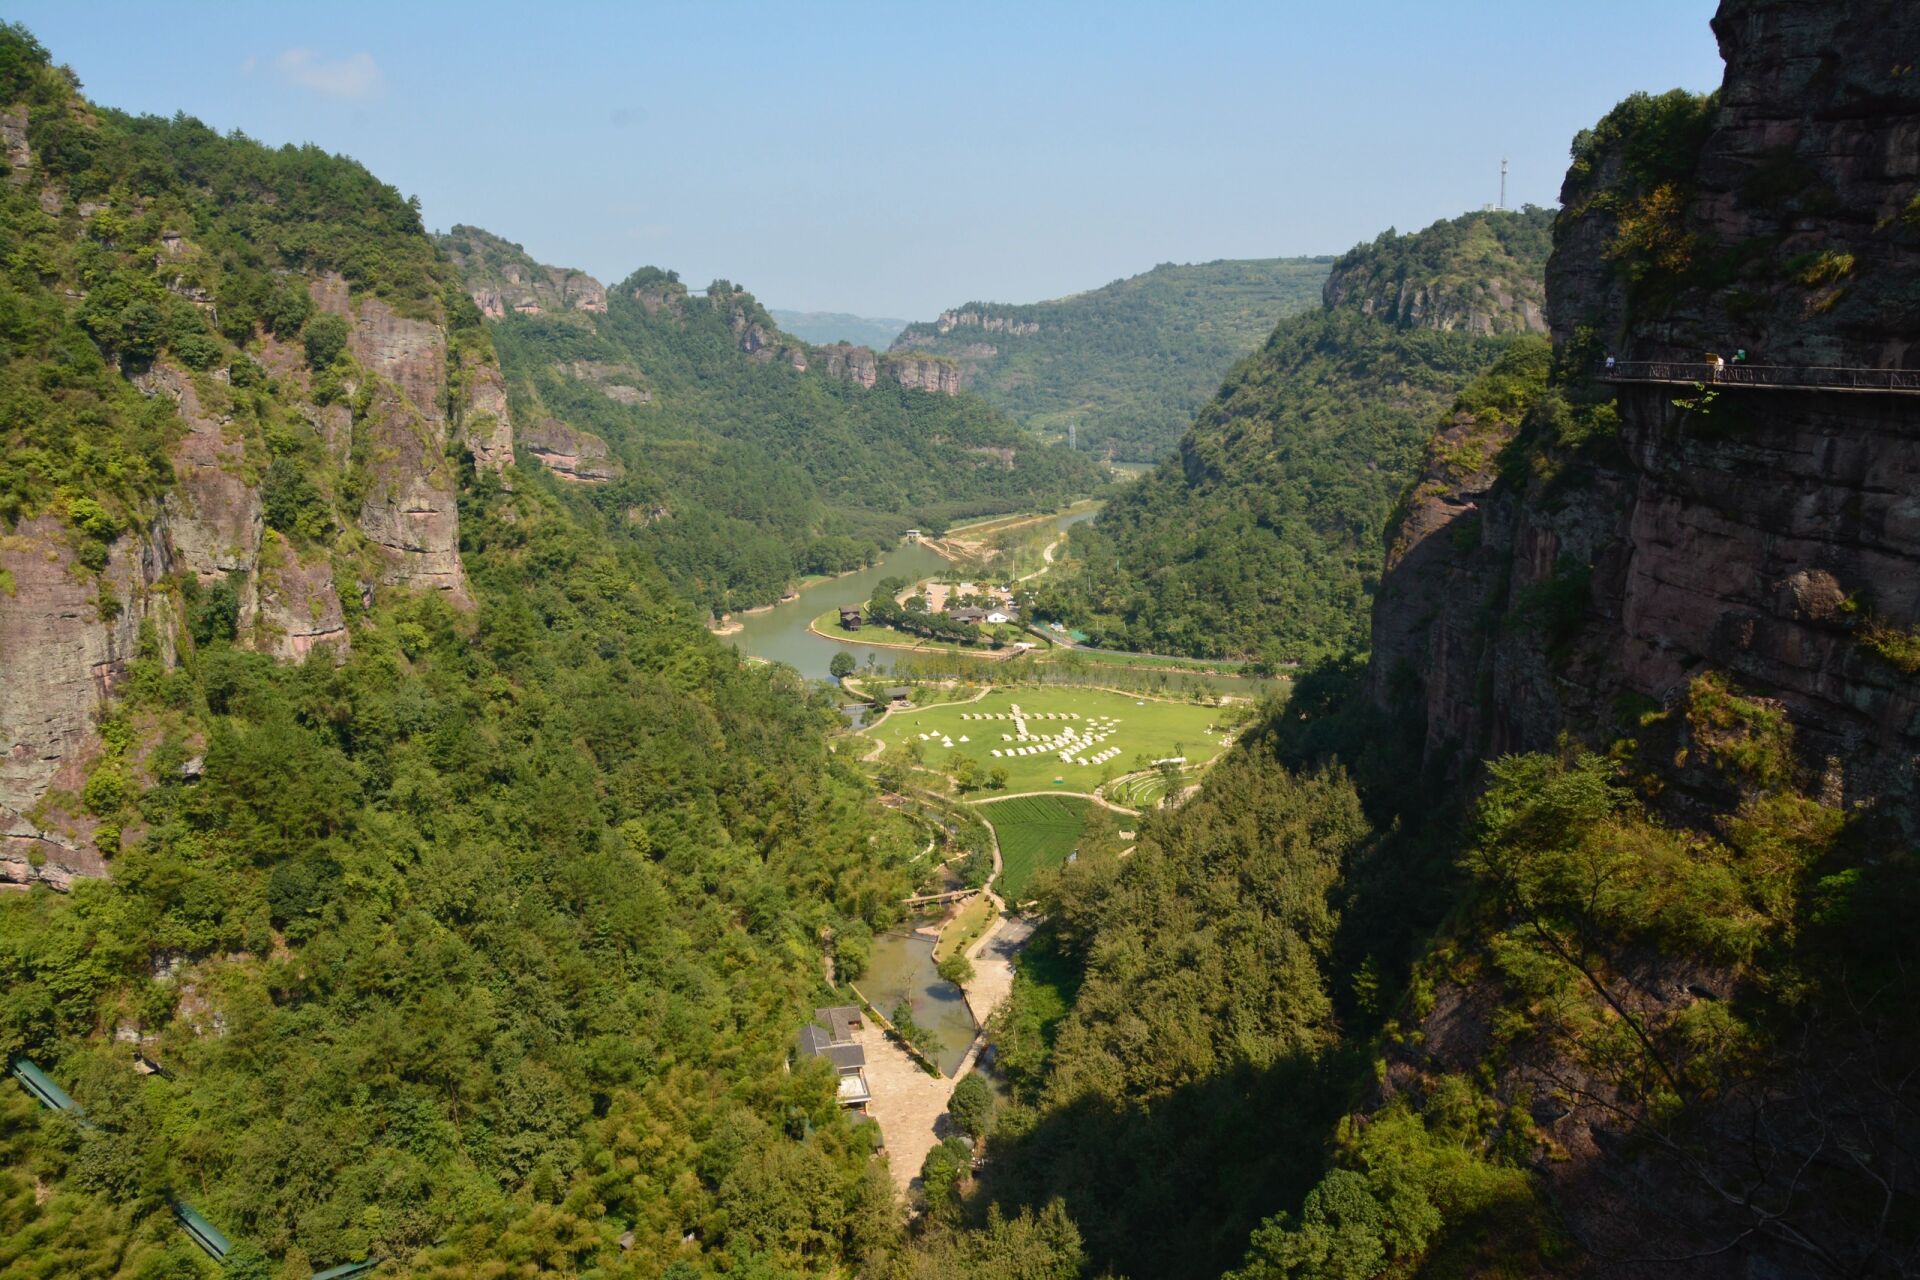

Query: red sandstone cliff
[1372,0,1920,824]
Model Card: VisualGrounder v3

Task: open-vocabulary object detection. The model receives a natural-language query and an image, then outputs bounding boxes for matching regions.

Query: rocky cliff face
[884,352,963,395]
[1,517,173,890]
[438,225,607,318]
[312,274,470,600]
[814,342,879,388]
[4,265,508,892]
[927,308,1040,338]
[519,418,622,484]
[1372,0,1920,822]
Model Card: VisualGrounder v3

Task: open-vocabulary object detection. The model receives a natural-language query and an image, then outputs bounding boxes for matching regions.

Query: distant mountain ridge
[769,308,907,348]
[1031,208,1553,662]
[894,256,1333,461]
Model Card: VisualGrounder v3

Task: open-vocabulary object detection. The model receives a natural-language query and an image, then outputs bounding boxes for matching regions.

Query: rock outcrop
[928,308,1039,338]
[553,359,651,406]
[3,105,28,179]
[140,363,263,588]
[520,418,621,484]
[458,360,517,473]
[1372,0,1920,822]
[884,353,963,395]
[1,517,173,889]
[254,537,348,662]
[438,225,608,318]
[312,273,469,600]
[709,285,808,367]
[814,343,879,388]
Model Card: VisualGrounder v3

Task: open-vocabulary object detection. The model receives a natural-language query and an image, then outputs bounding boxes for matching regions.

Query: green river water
[725,509,1093,681]
[725,506,1270,698]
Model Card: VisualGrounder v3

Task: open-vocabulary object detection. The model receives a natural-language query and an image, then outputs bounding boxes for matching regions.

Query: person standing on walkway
[1708,352,1725,382]
[1605,354,1617,373]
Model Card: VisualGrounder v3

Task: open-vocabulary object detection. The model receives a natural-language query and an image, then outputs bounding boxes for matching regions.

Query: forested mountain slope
[0,27,958,1276]
[437,226,1104,616]
[963,4,1919,1278]
[1032,208,1553,663]
[894,257,1333,462]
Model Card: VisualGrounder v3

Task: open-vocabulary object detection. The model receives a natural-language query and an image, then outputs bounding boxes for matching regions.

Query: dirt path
[970,789,1141,816]
[1015,538,1061,583]
[854,685,995,760]
[863,782,1040,1200]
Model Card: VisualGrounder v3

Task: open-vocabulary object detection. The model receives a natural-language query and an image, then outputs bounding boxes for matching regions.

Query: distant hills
[1031,208,1554,662]
[436,226,1104,615]
[894,257,1333,462]
[769,308,908,348]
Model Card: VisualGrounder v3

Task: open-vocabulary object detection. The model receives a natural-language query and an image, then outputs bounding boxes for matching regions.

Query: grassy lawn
[867,685,1228,794]
[933,894,996,963]
[978,794,1090,901]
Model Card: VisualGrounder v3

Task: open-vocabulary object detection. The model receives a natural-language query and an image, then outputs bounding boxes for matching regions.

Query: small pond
[862,932,977,1076]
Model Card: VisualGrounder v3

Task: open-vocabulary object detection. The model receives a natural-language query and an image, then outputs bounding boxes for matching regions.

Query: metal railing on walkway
[1598,360,1920,393]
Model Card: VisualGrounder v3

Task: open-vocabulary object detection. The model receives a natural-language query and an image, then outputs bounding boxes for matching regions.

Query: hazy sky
[12,1,1724,318]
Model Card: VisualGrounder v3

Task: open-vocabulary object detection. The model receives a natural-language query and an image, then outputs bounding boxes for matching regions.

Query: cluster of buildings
[793,1004,872,1110]
[946,604,1018,625]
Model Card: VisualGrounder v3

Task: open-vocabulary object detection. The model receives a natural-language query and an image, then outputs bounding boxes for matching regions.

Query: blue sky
[10,1,1723,318]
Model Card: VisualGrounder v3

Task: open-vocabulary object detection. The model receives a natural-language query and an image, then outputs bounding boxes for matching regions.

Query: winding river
[726,508,1095,681]
[727,506,1272,698]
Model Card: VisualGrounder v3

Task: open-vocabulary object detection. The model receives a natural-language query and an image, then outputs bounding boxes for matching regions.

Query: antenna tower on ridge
[1499,156,1508,211]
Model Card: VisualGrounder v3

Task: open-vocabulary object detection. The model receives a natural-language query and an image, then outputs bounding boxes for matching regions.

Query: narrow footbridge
[1599,360,1920,394]
[900,887,980,907]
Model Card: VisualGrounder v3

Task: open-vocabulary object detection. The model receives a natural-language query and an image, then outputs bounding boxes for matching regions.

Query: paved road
[859,1025,955,1197]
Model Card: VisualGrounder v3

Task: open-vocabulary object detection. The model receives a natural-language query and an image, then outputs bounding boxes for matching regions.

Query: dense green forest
[960,327,1918,1279]
[894,258,1333,462]
[438,229,1104,617]
[1031,209,1553,663]
[0,26,1015,1277]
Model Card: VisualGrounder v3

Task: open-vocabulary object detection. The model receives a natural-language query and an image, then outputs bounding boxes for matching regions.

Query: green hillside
[1031,208,1554,663]
[894,257,1333,462]
[438,228,1106,616]
[0,26,919,1276]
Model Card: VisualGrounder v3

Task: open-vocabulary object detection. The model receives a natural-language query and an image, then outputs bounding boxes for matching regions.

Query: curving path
[972,789,1140,817]
[1014,537,1062,583]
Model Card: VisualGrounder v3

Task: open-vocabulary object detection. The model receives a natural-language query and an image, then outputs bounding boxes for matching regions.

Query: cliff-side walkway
[1599,360,1920,393]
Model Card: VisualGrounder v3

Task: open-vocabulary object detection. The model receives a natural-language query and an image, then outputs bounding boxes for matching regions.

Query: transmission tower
[1499,156,1508,211]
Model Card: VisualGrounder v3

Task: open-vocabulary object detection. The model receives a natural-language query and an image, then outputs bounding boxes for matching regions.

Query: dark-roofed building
[820,1004,862,1040]
[838,606,862,629]
[794,1005,870,1109]
[949,606,988,624]
[886,687,911,705]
